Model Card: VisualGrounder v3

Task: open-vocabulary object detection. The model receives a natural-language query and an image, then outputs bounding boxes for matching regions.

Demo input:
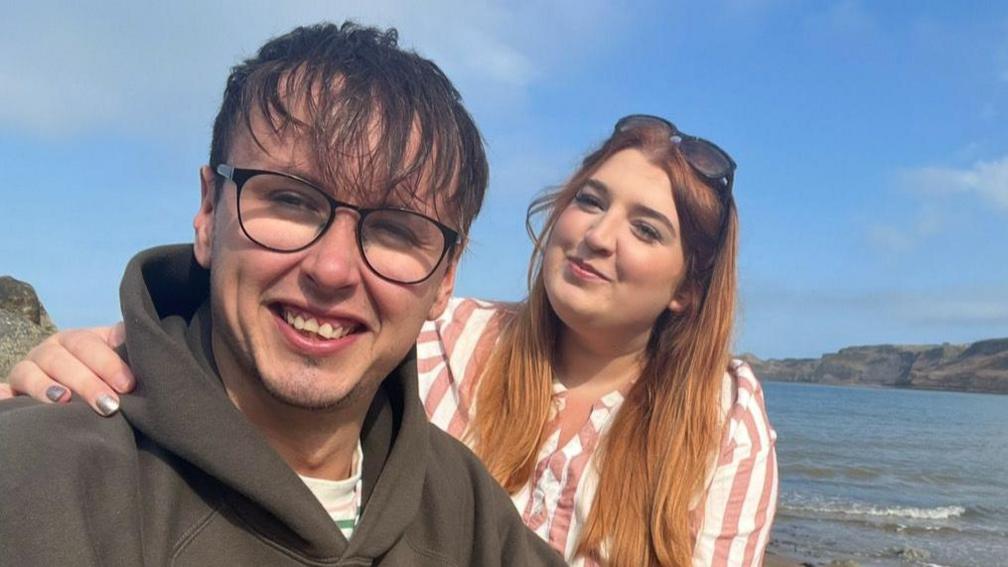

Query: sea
[764,382,1008,567]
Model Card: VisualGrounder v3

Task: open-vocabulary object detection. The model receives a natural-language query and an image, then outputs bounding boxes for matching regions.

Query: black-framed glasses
[216,164,460,284]
[615,114,736,197]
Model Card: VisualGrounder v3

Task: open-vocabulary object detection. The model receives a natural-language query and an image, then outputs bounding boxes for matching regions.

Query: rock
[814,345,923,387]
[746,338,1008,395]
[0,276,57,379]
[0,276,57,332]
[887,546,930,561]
[739,353,818,383]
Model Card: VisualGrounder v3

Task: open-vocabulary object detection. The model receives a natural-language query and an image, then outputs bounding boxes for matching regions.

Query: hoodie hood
[116,244,429,562]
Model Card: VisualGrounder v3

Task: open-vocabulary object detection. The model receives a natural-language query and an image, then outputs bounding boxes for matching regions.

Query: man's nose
[299,213,364,291]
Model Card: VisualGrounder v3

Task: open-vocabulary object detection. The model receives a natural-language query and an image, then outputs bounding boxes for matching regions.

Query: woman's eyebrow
[584,178,609,195]
[588,178,678,236]
[632,204,677,236]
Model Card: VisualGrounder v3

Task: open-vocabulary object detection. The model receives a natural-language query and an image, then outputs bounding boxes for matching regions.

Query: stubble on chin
[261,383,362,411]
[257,359,375,412]
[212,321,356,412]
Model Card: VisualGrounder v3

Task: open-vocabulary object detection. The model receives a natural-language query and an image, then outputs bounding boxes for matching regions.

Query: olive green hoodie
[0,245,563,566]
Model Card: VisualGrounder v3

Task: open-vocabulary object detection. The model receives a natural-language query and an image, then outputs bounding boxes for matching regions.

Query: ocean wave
[781,500,966,520]
[882,521,952,535]
[784,463,881,481]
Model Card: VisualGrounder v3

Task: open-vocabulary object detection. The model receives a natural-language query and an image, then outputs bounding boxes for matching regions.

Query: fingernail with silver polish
[45,385,67,402]
[96,394,120,416]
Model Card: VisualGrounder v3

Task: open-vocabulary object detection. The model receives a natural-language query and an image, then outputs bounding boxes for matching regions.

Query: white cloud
[900,296,1008,326]
[868,155,1008,253]
[746,284,1008,329]
[843,289,1008,327]
[900,156,1008,212]
[866,224,914,253]
[738,282,1008,358]
[0,0,625,139]
[865,203,946,254]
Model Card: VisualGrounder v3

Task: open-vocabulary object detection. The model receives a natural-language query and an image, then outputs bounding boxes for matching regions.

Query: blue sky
[2,1,1006,358]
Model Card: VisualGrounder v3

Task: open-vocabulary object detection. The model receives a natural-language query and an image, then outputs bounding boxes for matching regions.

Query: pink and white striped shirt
[417,298,778,566]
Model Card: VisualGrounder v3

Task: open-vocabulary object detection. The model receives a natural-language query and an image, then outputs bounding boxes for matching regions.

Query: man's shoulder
[417,423,565,566]
[420,423,511,508]
[0,396,126,430]
[424,422,487,478]
[0,398,137,472]
[0,399,150,566]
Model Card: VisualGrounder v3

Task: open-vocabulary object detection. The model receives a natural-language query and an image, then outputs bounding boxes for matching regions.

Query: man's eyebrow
[585,178,678,237]
[282,166,326,188]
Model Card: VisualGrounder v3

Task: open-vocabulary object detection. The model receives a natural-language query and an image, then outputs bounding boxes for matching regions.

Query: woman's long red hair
[469,122,739,565]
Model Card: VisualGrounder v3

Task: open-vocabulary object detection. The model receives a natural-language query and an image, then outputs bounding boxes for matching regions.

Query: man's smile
[275,304,365,341]
[264,301,370,359]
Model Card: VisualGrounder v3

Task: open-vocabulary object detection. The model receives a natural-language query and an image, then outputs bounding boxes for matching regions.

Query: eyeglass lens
[237,173,449,283]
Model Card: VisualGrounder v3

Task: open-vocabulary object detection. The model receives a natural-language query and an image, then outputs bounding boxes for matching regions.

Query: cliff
[741,338,1008,394]
[0,276,57,379]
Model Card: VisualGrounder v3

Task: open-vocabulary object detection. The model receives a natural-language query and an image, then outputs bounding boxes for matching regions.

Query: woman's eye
[633,222,663,243]
[574,190,604,210]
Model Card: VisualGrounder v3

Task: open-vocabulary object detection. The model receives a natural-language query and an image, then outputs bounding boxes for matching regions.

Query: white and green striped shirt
[298,441,364,540]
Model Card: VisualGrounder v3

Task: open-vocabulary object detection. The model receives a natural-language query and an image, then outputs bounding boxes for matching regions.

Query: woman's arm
[2,323,133,415]
[691,362,778,567]
[4,297,515,421]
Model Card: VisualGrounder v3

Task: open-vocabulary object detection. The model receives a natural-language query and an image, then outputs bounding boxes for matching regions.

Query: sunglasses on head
[614,114,736,197]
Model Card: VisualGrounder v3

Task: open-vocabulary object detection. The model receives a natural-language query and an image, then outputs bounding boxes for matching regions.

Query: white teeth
[283,308,353,340]
[303,318,319,333]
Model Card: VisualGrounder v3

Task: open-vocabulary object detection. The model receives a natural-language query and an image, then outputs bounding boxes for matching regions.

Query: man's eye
[366,220,425,247]
[269,190,319,210]
[375,221,416,240]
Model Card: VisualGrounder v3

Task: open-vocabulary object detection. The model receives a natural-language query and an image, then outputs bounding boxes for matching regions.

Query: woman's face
[543,149,688,346]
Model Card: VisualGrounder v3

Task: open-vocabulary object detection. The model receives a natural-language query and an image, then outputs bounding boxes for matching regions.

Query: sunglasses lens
[616,115,665,132]
[678,138,732,179]
[614,115,735,191]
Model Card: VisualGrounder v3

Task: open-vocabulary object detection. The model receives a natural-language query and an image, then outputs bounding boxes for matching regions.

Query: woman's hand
[2,323,133,416]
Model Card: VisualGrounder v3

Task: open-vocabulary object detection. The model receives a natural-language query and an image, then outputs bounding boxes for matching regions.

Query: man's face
[193,112,458,412]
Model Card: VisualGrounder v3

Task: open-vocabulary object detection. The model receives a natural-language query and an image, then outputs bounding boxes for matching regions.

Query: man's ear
[193,165,218,269]
[426,253,459,320]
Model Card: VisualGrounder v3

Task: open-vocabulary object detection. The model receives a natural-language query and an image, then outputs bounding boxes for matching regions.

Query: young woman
[6,115,777,566]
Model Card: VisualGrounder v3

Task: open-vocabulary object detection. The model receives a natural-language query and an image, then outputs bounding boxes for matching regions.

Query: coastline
[764,377,1008,396]
[764,551,803,567]
[742,337,1008,396]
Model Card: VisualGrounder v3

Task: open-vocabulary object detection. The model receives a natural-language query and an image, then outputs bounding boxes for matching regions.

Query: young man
[0,22,562,567]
